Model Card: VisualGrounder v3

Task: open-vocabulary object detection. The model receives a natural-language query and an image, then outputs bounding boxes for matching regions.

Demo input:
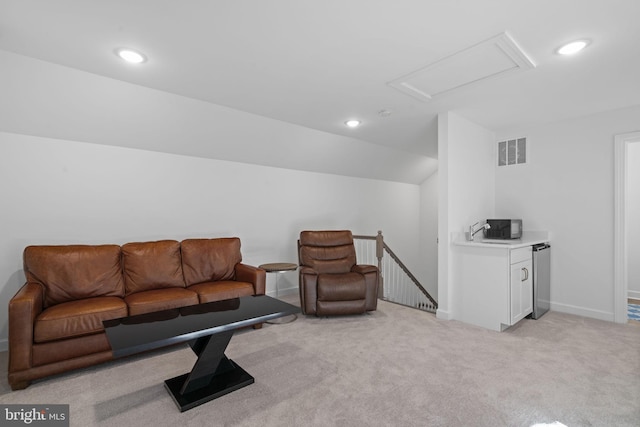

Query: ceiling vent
[388,32,535,102]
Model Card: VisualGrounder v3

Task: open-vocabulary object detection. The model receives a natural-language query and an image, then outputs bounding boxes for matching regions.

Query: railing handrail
[354,231,437,310]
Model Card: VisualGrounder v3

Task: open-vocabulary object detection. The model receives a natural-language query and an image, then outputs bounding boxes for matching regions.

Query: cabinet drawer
[510,246,532,264]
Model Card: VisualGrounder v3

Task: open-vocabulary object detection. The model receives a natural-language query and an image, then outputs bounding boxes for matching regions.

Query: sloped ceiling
[0,0,639,180]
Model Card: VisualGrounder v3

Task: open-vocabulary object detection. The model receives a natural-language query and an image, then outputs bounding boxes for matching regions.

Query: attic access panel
[388,32,535,101]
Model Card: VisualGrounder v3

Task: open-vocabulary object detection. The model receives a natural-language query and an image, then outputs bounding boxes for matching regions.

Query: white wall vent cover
[388,32,535,102]
[498,137,527,166]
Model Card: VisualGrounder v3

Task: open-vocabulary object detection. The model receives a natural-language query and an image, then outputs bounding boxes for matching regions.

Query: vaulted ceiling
[1,0,639,162]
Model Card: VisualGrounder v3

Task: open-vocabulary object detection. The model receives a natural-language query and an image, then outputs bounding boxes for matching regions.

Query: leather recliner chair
[298,230,378,316]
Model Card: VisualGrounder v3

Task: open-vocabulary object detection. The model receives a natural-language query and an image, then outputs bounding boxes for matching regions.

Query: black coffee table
[103,295,299,412]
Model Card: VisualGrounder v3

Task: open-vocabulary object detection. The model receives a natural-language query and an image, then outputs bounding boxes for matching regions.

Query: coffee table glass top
[104,295,299,358]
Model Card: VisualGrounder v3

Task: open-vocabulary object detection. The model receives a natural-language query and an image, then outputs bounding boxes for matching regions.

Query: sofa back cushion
[122,240,185,295]
[181,238,241,285]
[299,230,356,274]
[24,245,124,308]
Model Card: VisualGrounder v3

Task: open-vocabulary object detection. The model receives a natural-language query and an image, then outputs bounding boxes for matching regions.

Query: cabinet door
[510,259,533,324]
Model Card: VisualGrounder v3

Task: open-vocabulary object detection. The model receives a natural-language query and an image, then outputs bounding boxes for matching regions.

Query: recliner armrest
[351,264,378,274]
[299,266,318,276]
[299,266,319,315]
[8,282,44,374]
[352,264,379,311]
[234,263,266,295]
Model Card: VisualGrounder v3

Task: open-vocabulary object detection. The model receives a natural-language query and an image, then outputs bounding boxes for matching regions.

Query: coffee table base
[164,359,254,412]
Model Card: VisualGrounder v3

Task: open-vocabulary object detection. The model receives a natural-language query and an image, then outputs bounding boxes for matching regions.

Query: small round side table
[259,262,298,324]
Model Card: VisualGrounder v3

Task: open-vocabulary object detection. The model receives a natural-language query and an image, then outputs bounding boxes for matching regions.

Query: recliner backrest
[299,230,356,274]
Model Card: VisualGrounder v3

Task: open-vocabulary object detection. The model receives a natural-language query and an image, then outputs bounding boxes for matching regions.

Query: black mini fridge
[531,243,551,319]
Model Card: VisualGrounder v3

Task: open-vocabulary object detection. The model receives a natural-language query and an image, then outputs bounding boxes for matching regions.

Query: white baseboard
[550,302,614,322]
[628,290,640,300]
[266,286,298,298]
[436,309,451,320]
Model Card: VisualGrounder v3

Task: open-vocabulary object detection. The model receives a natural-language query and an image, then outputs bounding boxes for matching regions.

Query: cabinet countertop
[452,231,550,249]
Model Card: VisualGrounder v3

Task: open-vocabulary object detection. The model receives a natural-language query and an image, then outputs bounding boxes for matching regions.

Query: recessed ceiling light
[345,120,361,128]
[115,48,147,64]
[557,40,589,55]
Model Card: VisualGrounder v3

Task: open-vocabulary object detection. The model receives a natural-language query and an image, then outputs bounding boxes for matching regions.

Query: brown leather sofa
[298,230,378,316]
[7,238,265,390]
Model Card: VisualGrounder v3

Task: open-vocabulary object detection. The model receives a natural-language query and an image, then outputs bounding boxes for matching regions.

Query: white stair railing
[354,231,437,313]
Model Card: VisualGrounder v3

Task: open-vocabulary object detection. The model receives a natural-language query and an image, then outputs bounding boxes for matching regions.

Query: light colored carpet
[1,296,639,427]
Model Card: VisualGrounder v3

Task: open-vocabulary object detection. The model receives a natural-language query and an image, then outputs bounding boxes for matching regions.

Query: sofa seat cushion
[317,273,366,301]
[125,288,198,316]
[188,281,254,303]
[34,297,128,343]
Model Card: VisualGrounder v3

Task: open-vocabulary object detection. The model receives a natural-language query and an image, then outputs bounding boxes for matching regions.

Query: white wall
[0,132,422,349]
[437,112,495,320]
[496,105,640,320]
[419,171,438,299]
[628,141,640,298]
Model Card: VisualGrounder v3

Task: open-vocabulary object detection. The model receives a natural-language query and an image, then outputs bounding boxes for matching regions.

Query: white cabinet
[509,252,533,325]
[455,244,533,331]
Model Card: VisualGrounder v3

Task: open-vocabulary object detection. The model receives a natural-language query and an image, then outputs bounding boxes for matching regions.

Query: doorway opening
[614,131,640,323]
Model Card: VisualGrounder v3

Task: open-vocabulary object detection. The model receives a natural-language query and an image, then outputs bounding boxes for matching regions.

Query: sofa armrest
[8,282,44,374]
[235,263,266,296]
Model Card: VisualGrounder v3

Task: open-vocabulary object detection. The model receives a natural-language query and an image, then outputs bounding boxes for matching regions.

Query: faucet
[468,221,491,241]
